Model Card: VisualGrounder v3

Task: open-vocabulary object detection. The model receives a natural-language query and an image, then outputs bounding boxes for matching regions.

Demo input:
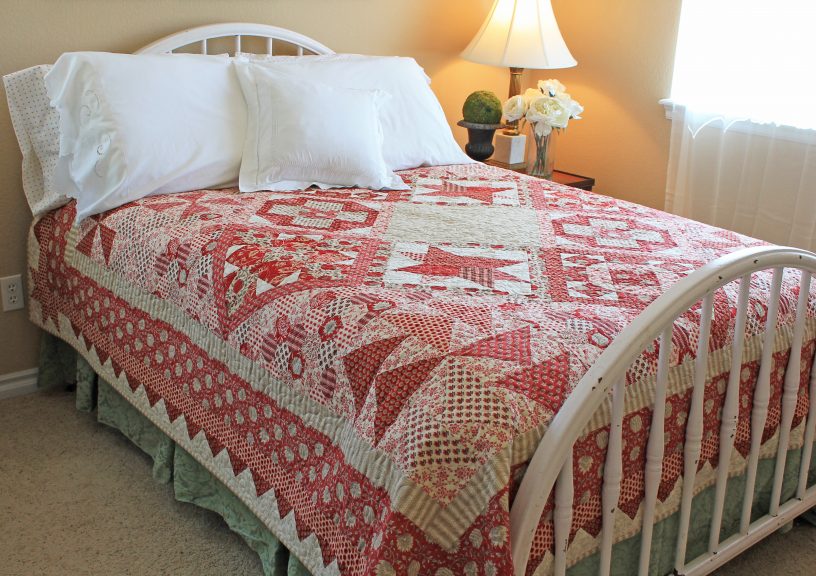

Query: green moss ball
[462,91,502,124]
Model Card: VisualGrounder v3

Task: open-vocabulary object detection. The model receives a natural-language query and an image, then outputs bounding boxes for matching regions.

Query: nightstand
[485,159,595,191]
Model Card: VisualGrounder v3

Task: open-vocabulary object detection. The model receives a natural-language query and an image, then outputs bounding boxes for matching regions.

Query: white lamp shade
[461,0,577,70]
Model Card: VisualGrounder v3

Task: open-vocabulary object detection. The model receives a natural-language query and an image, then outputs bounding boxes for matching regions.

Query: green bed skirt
[38,332,311,576]
[37,332,816,576]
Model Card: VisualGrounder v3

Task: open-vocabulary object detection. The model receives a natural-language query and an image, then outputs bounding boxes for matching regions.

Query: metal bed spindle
[740,268,784,534]
[638,326,673,575]
[708,274,752,552]
[770,271,812,514]
[674,291,715,572]
[553,453,575,576]
[598,377,625,575]
[798,352,816,498]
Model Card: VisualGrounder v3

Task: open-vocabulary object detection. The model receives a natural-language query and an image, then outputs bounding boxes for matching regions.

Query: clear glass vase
[527,126,557,180]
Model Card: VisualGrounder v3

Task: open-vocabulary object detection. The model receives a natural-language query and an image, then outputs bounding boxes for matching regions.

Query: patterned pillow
[3,65,74,216]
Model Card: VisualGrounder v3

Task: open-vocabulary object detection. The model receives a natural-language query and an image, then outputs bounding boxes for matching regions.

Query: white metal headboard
[136,22,334,56]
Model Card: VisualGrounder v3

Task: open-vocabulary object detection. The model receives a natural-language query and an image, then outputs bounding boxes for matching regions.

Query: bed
[14,22,816,576]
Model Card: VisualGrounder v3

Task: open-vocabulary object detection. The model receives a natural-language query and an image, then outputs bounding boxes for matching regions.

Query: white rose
[556,92,584,120]
[525,96,547,124]
[538,79,567,97]
[522,87,542,104]
[569,98,584,120]
[526,95,571,134]
[502,95,527,122]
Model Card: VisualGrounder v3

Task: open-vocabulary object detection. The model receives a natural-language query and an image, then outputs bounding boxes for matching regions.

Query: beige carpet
[1,389,815,575]
[0,389,263,576]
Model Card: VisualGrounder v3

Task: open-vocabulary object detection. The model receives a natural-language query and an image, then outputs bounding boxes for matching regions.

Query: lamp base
[488,159,528,171]
[493,132,527,166]
[505,67,525,133]
[509,67,524,98]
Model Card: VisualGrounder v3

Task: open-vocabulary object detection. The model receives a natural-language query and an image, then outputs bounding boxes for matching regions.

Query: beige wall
[0,0,680,374]
[535,0,683,208]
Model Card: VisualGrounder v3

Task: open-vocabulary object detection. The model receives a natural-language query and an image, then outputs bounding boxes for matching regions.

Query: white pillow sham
[234,63,407,192]
[3,65,76,216]
[234,53,472,171]
[44,52,247,221]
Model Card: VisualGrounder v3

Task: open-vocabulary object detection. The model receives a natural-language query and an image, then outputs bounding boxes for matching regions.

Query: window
[670,0,816,129]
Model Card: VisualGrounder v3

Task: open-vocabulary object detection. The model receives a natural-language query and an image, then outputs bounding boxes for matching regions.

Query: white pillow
[44,52,247,221]
[234,63,407,192]
[3,65,76,216]
[234,53,472,171]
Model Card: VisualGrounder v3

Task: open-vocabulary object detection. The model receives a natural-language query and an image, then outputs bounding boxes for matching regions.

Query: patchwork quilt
[28,163,816,575]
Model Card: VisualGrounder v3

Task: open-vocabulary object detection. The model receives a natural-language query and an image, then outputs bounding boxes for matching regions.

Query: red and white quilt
[28,163,816,575]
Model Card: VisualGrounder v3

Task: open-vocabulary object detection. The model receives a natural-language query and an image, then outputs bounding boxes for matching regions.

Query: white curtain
[665,108,816,251]
[664,0,816,252]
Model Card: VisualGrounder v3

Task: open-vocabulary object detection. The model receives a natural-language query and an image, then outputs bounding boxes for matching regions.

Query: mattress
[28,163,816,575]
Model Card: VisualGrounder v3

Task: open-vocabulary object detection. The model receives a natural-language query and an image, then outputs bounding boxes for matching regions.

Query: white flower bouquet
[502,79,583,178]
[503,79,584,137]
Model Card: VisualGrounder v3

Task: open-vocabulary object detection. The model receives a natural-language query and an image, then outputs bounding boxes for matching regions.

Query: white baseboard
[0,368,39,400]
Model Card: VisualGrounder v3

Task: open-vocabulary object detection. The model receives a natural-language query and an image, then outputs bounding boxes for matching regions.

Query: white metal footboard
[510,246,816,576]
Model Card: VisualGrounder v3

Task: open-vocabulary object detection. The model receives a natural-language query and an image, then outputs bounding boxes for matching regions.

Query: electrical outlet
[0,275,24,311]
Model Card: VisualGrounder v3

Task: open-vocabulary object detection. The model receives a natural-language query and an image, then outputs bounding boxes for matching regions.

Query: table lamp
[461,0,576,165]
